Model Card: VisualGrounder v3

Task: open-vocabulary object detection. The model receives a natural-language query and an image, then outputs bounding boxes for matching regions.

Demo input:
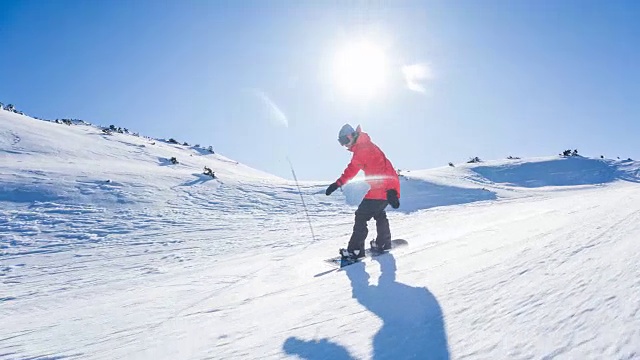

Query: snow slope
[1,110,640,359]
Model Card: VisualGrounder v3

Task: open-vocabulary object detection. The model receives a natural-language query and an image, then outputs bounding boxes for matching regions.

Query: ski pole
[287,157,316,242]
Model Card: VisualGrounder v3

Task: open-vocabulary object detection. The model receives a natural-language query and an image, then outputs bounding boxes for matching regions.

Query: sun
[331,40,388,100]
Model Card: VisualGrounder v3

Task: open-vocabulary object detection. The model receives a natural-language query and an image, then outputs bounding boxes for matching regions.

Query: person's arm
[336,153,362,186]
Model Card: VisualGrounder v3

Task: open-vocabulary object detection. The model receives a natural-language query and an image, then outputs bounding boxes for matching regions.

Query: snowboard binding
[339,248,364,267]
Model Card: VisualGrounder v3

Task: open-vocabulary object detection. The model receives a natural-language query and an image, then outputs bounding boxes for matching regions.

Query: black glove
[387,189,400,209]
[325,182,339,196]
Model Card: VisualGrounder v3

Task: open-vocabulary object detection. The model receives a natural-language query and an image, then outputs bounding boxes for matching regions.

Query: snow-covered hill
[1,110,640,359]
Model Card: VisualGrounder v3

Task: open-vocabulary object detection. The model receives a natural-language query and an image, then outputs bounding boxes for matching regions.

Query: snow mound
[0,110,283,205]
[341,177,496,214]
[340,156,640,214]
[470,156,640,188]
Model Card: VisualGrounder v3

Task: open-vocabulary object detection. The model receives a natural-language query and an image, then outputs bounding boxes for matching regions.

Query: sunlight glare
[331,40,388,100]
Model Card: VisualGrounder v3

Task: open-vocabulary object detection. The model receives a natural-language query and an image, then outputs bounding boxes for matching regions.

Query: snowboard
[325,239,408,268]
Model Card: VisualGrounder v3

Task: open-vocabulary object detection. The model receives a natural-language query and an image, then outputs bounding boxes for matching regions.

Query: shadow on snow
[283,254,450,360]
[180,173,218,187]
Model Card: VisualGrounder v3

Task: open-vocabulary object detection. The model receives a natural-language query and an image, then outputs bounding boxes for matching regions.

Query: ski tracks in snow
[444,185,640,359]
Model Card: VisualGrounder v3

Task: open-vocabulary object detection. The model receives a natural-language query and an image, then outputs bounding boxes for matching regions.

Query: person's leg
[346,199,379,255]
[374,208,391,249]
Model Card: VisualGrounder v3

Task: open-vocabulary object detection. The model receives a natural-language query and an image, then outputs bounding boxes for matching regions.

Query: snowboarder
[325,124,400,261]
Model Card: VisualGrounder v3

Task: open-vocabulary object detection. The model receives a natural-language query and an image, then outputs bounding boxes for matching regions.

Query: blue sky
[1,0,639,180]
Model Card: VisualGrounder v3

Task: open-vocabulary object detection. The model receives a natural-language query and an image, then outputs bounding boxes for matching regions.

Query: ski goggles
[338,135,351,146]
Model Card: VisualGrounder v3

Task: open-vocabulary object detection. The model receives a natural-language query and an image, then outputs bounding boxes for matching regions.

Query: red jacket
[336,130,400,200]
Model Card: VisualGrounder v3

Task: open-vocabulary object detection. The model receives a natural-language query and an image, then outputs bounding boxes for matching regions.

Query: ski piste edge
[324,239,408,269]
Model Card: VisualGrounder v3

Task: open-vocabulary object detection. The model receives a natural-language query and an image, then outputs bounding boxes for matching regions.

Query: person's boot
[339,248,364,266]
[340,248,365,260]
[370,239,392,254]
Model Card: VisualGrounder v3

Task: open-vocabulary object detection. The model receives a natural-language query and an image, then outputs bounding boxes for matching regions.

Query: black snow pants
[347,199,391,253]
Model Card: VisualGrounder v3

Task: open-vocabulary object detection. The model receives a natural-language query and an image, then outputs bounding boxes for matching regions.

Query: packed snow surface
[1,110,639,359]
